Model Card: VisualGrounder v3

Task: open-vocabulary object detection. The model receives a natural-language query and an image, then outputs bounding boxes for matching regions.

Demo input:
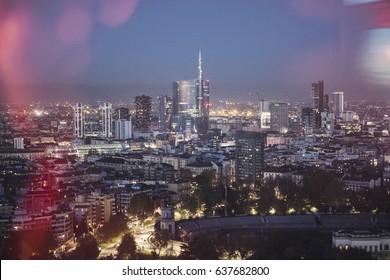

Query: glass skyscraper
[171,52,210,139]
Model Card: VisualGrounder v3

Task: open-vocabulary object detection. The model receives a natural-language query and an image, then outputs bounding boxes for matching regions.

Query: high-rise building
[196,51,210,135]
[321,112,335,133]
[100,102,113,138]
[172,80,197,133]
[235,131,266,183]
[259,99,270,130]
[115,119,132,140]
[74,102,84,138]
[114,107,130,121]
[158,95,172,132]
[270,102,289,134]
[301,107,316,128]
[172,51,210,137]
[312,80,329,127]
[333,92,344,118]
[134,95,152,131]
[312,80,324,113]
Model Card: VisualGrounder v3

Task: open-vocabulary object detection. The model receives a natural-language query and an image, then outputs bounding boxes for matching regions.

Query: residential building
[235,130,266,182]
[115,119,132,140]
[134,95,152,131]
[333,92,344,118]
[270,102,289,134]
[100,102,113,138]
[74,102,84,138]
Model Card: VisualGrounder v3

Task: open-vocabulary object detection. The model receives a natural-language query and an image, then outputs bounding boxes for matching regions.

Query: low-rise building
[332,230,390,258]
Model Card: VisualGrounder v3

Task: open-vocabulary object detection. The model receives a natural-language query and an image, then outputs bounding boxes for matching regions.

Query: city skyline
[1,0,390,104]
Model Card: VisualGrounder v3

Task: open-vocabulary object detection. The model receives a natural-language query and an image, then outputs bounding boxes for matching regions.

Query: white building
[74,102,84,138]
[13,137,24,149]
[259,99,271,131]
[332,92,344,118]
[332,230,390,258]
[115,119,132,140]
[100,102,113,138]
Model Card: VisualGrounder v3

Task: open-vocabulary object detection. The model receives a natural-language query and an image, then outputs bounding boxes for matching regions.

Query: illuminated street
[98,220,185,259]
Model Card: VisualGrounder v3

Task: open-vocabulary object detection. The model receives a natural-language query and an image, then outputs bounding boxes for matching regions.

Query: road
[98,221,184,259]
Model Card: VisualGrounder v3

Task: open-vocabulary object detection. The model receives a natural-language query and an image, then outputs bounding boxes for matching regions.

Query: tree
[228,183,254,215]
[96,213,128,243]
[302,170,337,212]
[71,234,100,260]
[257,178,277,214]
[179,235,220,260]
[193,171,225,215]
[179,168,193,181]
[370,187,390,213]
[148,229,170,256]
[275,177,304,212]
[128,193,154,221]
[178,192,198,215]
[116,233,137,260]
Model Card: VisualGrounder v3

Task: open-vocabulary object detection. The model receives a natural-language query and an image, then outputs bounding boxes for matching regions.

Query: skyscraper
[100,102,113,138]
[333,92,344,118]
[301,107,316,128]
[312,80,324,113]
[196,51,210,135]
[172,51,210,137]
[114,107,130,121]
[172,80,197,134]
[312,80,328,128]
[134,95,152,131]
[270,102,289,134]
[259,99,270,130]
[74,102,84,138]
[235,131,266,183]
[158,95,172,132]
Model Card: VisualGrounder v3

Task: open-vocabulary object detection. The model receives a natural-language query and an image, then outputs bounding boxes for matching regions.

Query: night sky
[0,0,389,104]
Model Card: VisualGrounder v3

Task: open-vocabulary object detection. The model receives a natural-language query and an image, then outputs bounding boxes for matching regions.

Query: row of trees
[177,230,375,260]
[177,169,390,217]
[257,171,390,214]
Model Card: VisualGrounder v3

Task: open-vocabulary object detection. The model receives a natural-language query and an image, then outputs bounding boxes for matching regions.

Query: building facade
[333,92,344,118]
[259,99,271,130]
[235,130,266,183]
[158,95,172,132]
[333,230,390,258]
[134,95,152,131]
[312,80,328,128]
[115,119,132,140]
[172,52,210,138]
[74,102,84,138]
[100,102,113,138]
[270,102,289,134]
[114,107,130,121]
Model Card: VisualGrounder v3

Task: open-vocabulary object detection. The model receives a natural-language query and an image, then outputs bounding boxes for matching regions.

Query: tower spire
[198,50,202,82]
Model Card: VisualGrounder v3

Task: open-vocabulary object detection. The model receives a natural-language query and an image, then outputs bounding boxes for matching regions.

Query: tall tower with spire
[197,50,203,117]
[196,50,210,137]
[172,51,210,139]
